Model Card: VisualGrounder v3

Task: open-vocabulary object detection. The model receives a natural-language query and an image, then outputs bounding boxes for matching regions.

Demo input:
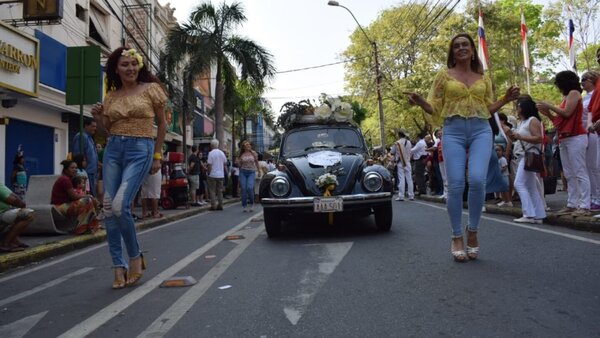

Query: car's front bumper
[261,192,392,209]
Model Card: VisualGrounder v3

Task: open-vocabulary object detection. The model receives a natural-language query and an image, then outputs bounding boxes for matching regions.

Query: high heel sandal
[112,267,127,289]
[126,254,146,286]
[466,228,479,260]
[451,235,467,262]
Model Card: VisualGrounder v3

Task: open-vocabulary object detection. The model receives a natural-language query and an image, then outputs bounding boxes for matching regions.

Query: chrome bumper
[261,192,392,209]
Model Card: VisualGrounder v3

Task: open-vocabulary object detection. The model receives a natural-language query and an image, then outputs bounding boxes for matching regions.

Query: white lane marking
[0,311,48,338]
[0,206,241,284]
[283,242,353,326]
[57,213,261,338]
[137,225,264,337]
[0,267,94,308]
[412,201,600,245]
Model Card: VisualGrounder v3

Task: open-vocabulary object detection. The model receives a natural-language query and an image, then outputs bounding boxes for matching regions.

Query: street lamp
[328,0,385,149]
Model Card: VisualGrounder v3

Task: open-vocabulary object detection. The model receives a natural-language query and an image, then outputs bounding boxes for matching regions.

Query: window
[89,4,109,48]
[75,4,86,21]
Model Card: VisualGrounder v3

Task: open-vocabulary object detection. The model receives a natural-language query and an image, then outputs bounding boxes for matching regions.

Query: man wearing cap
[389,129,414,201]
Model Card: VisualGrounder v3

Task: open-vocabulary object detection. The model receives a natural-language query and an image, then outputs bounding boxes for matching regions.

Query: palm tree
[162,1,275,147]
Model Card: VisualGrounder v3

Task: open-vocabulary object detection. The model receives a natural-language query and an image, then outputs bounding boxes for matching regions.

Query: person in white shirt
[389,129,414,201]
[581,71,600,210]
[411,132,428,195]
[207,139,228,210]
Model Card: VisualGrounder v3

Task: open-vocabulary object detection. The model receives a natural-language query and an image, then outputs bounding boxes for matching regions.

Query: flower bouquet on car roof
[277,94,356,131]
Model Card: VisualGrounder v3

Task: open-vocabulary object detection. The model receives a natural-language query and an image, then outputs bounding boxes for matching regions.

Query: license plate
[313,197,343,213]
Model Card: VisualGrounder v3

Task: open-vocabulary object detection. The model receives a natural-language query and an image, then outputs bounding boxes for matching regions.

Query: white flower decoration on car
[314,104,332,120]
[334,102,353,122]
[315,173,338,189]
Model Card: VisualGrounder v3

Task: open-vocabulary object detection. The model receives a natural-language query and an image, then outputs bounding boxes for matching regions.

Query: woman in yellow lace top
[91,47,167,289]
[405,33,519,263]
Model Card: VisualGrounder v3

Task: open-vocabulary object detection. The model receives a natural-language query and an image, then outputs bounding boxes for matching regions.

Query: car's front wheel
[264,209,283,237]
[373,202,392,231]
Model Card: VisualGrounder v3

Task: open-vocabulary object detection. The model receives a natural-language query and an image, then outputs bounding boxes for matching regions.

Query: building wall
[0,0,179,183]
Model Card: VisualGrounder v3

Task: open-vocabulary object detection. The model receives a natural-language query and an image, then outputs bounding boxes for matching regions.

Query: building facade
[0,0,183,185]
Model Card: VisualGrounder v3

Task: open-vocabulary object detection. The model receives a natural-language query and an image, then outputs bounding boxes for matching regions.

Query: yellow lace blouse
[426,69,494,127]
[104,82,167,138]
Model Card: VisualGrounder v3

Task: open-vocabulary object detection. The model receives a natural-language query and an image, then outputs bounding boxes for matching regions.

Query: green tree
[163,1,275,146]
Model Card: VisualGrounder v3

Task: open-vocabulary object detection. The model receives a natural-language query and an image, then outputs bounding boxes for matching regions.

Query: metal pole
[328,1,385,149]
[373,42,385,149]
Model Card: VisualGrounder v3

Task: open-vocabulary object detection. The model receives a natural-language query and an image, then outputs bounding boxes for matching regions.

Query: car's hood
[285,150,365,196]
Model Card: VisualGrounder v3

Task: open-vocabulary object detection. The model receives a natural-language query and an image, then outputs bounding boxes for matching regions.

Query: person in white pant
[507,97,546,223]
[581,71,600,210]
[389,129,414,201]
[538,70,591,216]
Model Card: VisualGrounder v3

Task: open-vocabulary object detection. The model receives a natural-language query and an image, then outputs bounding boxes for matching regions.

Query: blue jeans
[442,117,492,236]
[102,136,154,268]
[239,169,256,207]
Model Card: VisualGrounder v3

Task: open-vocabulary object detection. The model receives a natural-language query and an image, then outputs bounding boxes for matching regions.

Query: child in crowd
[72,176,86,196]
[496,145,513,207]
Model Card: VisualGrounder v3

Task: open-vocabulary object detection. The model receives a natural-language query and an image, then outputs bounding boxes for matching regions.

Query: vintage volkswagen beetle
[259,121,393,237]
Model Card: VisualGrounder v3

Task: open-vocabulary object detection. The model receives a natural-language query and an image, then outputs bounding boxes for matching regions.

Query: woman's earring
[472,54,475,61]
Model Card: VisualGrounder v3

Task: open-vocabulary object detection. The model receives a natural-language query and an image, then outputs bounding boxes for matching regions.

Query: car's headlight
[363,172,383,192]
[270,176,291,197]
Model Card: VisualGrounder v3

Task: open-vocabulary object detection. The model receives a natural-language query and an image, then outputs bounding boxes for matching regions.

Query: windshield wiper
[304,145,331,151]
[334,145,361,149]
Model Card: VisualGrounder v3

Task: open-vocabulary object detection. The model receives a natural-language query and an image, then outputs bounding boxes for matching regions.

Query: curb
[0,198,241,273]
[417,195,600,233]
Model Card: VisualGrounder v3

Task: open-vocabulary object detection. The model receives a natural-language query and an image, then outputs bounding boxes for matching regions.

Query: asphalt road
[0,200,599,337]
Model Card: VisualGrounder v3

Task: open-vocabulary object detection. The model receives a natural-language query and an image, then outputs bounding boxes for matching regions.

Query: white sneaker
[513,216,541,224]
[395,197,404,201]
[242,206,247,212]
[497,201,513,207]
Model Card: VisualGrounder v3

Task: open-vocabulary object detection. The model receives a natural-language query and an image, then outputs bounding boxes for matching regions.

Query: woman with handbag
[506,97,546,223]
[537,71,590,217]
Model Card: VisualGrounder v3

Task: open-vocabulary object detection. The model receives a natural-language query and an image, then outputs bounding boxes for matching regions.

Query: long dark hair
[517,96,541,121]
[72,154,86,169]
[105,46,161,90]
[554,70,582,96]
[447,33,484,75]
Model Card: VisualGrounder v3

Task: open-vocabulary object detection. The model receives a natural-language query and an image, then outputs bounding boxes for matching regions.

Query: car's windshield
[282,127,365,157]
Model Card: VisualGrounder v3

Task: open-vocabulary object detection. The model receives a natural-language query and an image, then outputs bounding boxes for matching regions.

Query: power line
[276,57,368,74]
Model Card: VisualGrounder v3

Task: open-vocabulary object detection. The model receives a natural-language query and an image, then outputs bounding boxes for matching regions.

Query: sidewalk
[0,197,240,273]
[418,189,600,233]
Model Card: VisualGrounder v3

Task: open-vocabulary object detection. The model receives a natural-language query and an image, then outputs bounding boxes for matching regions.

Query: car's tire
[374,201,392,231]
[161,197,175,210]
[264,209,283,237]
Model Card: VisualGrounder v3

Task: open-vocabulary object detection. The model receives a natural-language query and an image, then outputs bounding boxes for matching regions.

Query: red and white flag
[521,10,530,69]
[477,9,489,71]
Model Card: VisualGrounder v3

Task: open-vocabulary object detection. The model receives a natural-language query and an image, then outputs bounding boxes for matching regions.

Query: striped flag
[477,9,489,71]
[568,9,576,70]
[521,10,530,69]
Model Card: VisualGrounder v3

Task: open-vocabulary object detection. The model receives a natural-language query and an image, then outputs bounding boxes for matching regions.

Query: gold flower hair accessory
[121,48,144,69]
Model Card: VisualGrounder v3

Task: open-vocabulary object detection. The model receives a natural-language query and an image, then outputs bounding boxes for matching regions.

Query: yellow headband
[121,48,144,69]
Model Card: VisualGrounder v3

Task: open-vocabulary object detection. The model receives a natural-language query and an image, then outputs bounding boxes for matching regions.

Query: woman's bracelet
[153,152,162,160]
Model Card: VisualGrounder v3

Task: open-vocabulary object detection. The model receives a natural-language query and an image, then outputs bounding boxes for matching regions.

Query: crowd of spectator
[383,65,600,223]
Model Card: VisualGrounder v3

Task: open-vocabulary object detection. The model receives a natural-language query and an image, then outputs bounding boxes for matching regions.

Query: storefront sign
[0,21,39,97]
[23,0,64,21]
